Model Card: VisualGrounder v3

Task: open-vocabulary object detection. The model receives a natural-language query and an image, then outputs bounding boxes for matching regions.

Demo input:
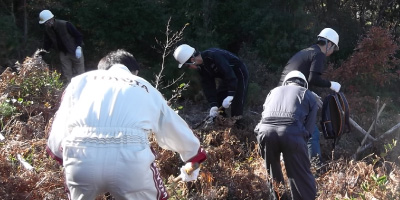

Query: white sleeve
[154,94,201,162]
[46,84,74,161]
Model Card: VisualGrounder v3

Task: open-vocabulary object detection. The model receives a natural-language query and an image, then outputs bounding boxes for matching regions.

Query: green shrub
[246,82,263,107]
[0,102,16,118]
[1,54,64,121]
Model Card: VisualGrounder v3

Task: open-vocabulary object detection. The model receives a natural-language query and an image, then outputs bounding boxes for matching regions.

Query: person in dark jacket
[278,28,341,162]
[39,10,85,82]
[173,44,249,121]
[255,70,318,200]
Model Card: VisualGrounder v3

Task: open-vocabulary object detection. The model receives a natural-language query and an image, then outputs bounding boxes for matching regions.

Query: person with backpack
[46,49,207,200]
[39,10,85,83]
[255,70,318,200]
[278,28,342,162]
[173,44,249,127]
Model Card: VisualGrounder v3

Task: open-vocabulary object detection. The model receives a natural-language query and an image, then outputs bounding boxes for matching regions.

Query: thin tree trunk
[23,0,27,57]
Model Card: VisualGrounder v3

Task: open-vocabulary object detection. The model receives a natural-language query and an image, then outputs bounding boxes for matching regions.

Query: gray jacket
[255,84,318,137]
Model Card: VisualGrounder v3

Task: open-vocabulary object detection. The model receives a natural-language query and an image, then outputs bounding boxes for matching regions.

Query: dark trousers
[217,64,249,117]
[256,124,316,200]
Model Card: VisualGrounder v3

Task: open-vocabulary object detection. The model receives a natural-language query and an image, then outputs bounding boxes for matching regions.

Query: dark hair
[193,50,200,57]
[184,50,199,63]
[317,37,331,46]
[286,77,307,88]
[97,49,139,71]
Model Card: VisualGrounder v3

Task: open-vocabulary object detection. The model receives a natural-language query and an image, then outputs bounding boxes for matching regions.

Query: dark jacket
[198,48,248,107]
[278,44,331,89]
[43,19,83,55]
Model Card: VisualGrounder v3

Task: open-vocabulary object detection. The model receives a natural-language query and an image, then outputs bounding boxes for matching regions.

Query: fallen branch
[0,113,22,136]
[354,122,400,158]
[351,99,387,160]
[358,102,386,147]
[349,118,376,141]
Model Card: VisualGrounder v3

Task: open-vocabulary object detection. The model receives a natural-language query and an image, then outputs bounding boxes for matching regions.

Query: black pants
[217,64,249,117]
[256,124,316,200]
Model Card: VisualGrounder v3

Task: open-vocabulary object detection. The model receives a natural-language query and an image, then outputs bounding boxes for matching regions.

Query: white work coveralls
[47,64,204,200]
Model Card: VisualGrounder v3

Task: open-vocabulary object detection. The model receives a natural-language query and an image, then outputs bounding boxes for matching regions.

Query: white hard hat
[39,10,54,24]
[318,28,339,51]
[173,44,195,68]
[283,70,308,89]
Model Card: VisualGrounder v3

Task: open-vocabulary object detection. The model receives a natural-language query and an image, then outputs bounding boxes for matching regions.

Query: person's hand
[209,106,219,118]
[222,96,234,108]
[311,91,323,109]
[330,81,341,92]
[75,46,82,59]
[179,162,200,182]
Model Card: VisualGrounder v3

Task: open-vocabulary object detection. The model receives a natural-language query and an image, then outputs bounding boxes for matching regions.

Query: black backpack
[320,92,351,147]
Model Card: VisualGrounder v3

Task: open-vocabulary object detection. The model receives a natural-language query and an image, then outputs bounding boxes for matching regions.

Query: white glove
[222,96,234,108]
[209,106,219,118]
[75,46,82,59]
[179,162,200,182]
[330,81,341,92]
[311,91,323,109]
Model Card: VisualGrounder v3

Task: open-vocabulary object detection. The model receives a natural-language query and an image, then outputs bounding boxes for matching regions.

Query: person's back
[201,48,243,68]
[48,50,207,199]
[262,85,316,133]
[62,66,161,131]
[278,45,325,88]
[255,71,318,200]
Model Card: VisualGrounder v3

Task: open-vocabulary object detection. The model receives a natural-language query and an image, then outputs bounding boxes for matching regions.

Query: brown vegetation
[1,27,400,200]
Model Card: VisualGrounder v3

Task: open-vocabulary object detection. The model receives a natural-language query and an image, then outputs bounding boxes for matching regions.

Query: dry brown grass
[0,54,399,199]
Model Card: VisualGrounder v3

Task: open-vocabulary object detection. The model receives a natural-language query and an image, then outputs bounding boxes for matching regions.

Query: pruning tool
[192,106,224,129]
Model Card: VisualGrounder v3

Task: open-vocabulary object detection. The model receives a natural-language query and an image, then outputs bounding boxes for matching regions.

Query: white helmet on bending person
[283,70,308,89]
[173,44,195,68]
[318,28,339,51]
[39,10,54,24]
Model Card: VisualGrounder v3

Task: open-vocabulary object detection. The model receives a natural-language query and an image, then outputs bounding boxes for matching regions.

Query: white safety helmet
[318,28,339,51]
[173,44,195,68]
[39,10,54,24]
[283,70,308,89]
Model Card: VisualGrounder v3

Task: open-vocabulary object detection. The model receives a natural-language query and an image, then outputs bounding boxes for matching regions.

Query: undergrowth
[0,51,399,199]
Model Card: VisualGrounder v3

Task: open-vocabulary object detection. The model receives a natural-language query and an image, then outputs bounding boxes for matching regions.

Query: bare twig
[161,73,186,91]
[166,81,190,105]
[153,17,189,90]
[0,113,22,136]
[152,17,190,108]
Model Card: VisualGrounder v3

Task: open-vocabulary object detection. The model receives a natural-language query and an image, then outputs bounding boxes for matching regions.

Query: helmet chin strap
[323,38,335,55]
[328,43,335,52]
[319,37,333,55]
[321,38,329,55]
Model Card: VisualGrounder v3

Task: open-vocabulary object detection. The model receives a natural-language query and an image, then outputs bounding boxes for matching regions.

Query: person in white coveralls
[46,49,207,200]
